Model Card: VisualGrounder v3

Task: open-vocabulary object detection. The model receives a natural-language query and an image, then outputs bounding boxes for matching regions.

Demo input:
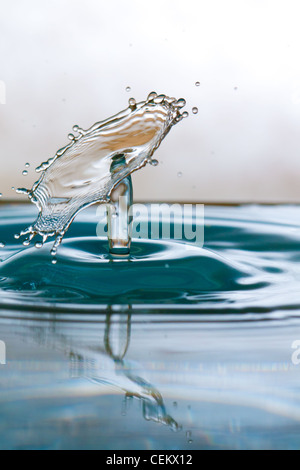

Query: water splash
[16,92,186,253]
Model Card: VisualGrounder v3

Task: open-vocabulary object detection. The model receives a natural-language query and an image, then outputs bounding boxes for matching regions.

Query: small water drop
[192,107,198,114]
[0,242,5,248]
[195,81,200,87]
[11,187,15,191]
[182,111,189,118]
[165,263,170,269]
[25,163,30,168]
[129,98,136,108]
[147,91,157,101]
[73,125,79,132]
[176,98,186,108]
[50,248,57,257]
[35,242,43,249]
[0,193,2,198]
[23,240,30,246]
[14,234,20,239]
[68,133,75,140]
[126,86,131,92]
[154,94,165,104]
[186,431,193,443]
[177,172,183,178]
[22,170,28,176]
[51,258,57,265]
[151,159,159,167]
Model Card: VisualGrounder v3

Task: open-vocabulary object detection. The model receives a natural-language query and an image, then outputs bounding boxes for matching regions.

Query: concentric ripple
[0,203,300,315]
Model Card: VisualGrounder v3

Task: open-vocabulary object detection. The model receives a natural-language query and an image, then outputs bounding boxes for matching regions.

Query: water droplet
[182,111,189,118]
[195,81,200,87]
[0,242,5,248]
[0,193,2,198]
[151,159,159,167]
[22,170,28,176]
[50,248,57,257]
[165,263,170,269]
[147,91,157,101]
[68,133,75,140]
[25,163,30,168]
[126,86,131,92]
[73,125,79,132]
[35,242,43,249]
[192,107,198,114]
[14,234,20,239]
[177,172,183,178]
[129,98,136,108]
[11,187,15,191]
[51,258,57,265]
[154,94,165,104]
[176,98,186,108]
[23,240,30,246]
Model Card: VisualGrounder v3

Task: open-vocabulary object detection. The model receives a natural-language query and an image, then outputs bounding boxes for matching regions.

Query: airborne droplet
[192,107,198,114]
[126,86,131,92]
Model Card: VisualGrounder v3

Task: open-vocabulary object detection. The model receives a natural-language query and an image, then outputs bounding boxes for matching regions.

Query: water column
[107,154,133,255]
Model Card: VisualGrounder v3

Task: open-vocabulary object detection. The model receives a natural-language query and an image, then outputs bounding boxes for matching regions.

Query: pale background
[0,0,300,203]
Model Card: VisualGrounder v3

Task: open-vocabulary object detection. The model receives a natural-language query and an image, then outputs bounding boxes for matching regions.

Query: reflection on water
[1,309,300,450]
[70,309,180,431]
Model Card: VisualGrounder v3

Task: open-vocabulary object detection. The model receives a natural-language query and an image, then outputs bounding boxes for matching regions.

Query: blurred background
[0,0,299,203]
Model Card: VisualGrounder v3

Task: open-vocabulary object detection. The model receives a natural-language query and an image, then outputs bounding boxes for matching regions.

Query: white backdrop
[0,0,300,203]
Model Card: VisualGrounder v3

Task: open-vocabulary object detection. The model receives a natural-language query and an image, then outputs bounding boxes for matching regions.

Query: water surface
[0,203,300,450]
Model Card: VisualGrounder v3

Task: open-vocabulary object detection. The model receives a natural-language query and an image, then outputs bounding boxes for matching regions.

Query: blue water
[0,203,300,449]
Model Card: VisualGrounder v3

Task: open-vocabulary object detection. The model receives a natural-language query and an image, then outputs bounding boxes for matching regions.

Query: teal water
[0,203,300,449]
